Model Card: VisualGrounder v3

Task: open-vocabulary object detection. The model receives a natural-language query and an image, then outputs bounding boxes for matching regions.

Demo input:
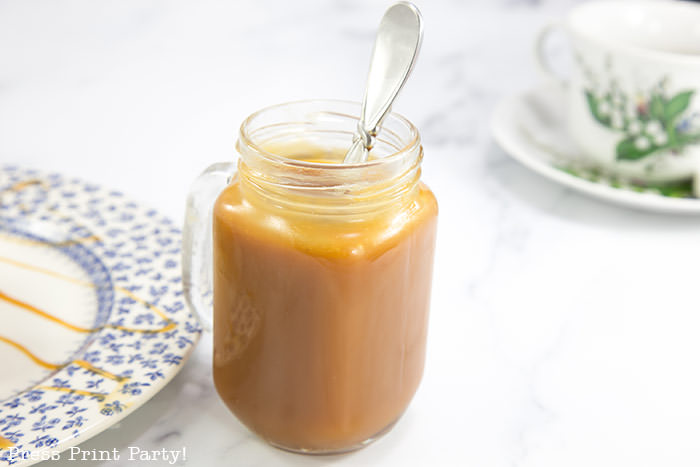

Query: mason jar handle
[182,161,236,332]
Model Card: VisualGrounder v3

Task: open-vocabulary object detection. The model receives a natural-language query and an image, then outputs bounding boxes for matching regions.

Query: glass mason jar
[183,100,438,454]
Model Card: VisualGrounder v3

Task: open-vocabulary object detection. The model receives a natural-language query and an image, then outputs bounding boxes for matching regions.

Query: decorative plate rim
[0,166,201,466]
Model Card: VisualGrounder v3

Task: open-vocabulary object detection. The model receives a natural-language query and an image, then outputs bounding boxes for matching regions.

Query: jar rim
[237,99,421,169]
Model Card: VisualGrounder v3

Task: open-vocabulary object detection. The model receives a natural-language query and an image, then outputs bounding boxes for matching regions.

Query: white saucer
[491,85,700,214]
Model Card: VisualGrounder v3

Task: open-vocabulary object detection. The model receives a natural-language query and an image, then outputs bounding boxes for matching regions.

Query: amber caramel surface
[212,146,437,451]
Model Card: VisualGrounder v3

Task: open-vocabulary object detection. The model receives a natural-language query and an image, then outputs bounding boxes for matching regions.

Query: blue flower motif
[105,354,125,365]
[65,406,87,417]
[149,343,168,355]
[149,285,167,297]
[157,237,172,247]
[127,340,142,350]
[89,393,107,402]
[83,350,101,364]
[176,336,194,349]
[100,401,124,416]
[57,394,84,408]
[120,382,150,396]
[62,415,86,430]
[108,342,124,353]
[134,313,155,325]
[162,354,182,366]
[0,446,22,464]
[86,379,104,389]
[51,379,70,389]
[2,430,23,443]
[128,354,142,364]
[29,434,59,448]
[140,359,158,369]
[119,296,137,305]
[113,262,130,271]
[64,365,81,377]
[111,317,126,327]
[23,390,44,402]
[0,414,26,429]
[31,415,60,432]
[99,333,116,346]
[3,399,23,409]
[165,302,184,314]
[29,404,58,415]
[184,321,200,334]
[145,371,165,381]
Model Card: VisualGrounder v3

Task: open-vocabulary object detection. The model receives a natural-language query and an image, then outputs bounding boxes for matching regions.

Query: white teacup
[536,0,700,188]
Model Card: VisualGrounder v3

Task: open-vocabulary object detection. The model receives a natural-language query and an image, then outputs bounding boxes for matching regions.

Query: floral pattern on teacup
[582,72,700,162]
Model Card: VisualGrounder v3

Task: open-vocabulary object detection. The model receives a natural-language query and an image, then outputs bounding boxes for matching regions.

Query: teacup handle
[534,21,567,89]
[182,161,236,332]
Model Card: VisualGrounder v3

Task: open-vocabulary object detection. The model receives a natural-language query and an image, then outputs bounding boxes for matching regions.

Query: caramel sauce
[0,286,175,336]
[0,289,94,334]
[212,145,437,451]
[0,232,177,335]
[0,436,13,449]
[0,335,62,370]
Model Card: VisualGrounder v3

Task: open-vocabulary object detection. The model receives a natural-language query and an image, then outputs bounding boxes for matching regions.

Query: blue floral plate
[0,167,200,466]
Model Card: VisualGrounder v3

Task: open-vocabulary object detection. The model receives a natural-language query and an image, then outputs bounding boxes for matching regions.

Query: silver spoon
[343,2,423,164]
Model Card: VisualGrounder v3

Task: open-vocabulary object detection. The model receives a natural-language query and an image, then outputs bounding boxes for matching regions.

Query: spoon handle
[343,2,423,164]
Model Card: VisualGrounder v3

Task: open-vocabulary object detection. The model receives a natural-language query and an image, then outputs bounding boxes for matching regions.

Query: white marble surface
[3,0,700,466]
